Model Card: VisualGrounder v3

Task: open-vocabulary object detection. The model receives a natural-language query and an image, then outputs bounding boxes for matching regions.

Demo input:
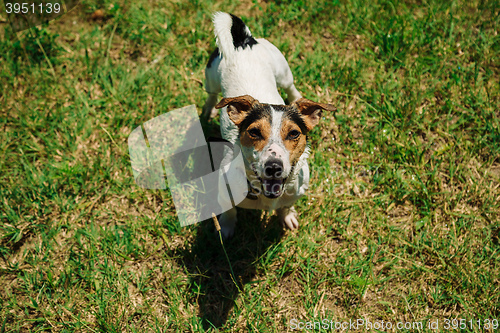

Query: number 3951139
[5,2,61,14]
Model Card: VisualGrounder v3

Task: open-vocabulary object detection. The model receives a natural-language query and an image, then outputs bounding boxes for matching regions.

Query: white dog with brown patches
[202,12,335,238]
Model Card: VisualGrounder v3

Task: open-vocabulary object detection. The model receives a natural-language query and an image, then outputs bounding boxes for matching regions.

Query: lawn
[0,0,499,331]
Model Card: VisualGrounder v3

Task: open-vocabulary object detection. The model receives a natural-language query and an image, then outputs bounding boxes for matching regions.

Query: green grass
[0,0,499,331]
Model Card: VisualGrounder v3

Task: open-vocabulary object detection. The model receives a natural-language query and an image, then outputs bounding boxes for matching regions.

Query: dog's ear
[292,98,336,131]
[215,95,259,126]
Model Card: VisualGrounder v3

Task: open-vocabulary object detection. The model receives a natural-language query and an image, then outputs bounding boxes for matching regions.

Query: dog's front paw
[209,108,219,118]
[278,206,299,230]
[218,208,237,239]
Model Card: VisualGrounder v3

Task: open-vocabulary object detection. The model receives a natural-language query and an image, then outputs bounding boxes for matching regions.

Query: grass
[0,0,499,331]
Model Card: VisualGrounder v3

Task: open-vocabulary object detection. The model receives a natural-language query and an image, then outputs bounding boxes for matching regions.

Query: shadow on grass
[173,211,284,329]
[161,116,285,328]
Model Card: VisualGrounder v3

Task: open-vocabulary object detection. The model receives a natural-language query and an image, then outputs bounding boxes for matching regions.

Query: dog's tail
[212,12,257,61]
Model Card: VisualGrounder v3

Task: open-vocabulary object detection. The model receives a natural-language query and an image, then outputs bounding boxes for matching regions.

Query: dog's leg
[219,207,237,238]
[202,50,222,120]
[275,68,302,103]
[266,43,302,103]
[277,206,299,230]
[284,85,302,104]
[202,92,220,120]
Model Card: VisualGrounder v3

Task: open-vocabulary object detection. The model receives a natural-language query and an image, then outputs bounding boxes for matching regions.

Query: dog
[203,12,336,238]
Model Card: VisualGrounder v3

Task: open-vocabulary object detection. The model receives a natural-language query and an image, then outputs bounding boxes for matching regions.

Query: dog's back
[203,12,302,120]
[210,12,285,104]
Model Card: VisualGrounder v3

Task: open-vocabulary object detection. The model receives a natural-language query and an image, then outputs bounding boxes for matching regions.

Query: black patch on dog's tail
[230,14,257,50]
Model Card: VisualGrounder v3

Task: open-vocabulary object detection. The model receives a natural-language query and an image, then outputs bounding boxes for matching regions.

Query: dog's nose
[264,159,283,178]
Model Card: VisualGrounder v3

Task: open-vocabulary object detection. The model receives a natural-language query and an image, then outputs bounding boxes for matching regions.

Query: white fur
[203,12,302,119]
[203,12,307,237]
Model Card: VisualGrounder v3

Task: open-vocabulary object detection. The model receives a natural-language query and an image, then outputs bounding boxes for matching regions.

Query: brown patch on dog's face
[280,117,308,167]
[215,97,336,190]
[215,95,259,126]
[240,117,272,152]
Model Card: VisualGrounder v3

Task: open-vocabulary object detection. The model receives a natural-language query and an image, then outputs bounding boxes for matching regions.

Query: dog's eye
[248,128,262,139]
[287,130,301,140]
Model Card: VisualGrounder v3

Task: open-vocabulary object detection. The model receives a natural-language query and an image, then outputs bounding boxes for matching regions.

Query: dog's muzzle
[262,158,286,198]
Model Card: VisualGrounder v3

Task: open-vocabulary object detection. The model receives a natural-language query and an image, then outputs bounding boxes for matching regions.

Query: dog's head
[216,95,336,199]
